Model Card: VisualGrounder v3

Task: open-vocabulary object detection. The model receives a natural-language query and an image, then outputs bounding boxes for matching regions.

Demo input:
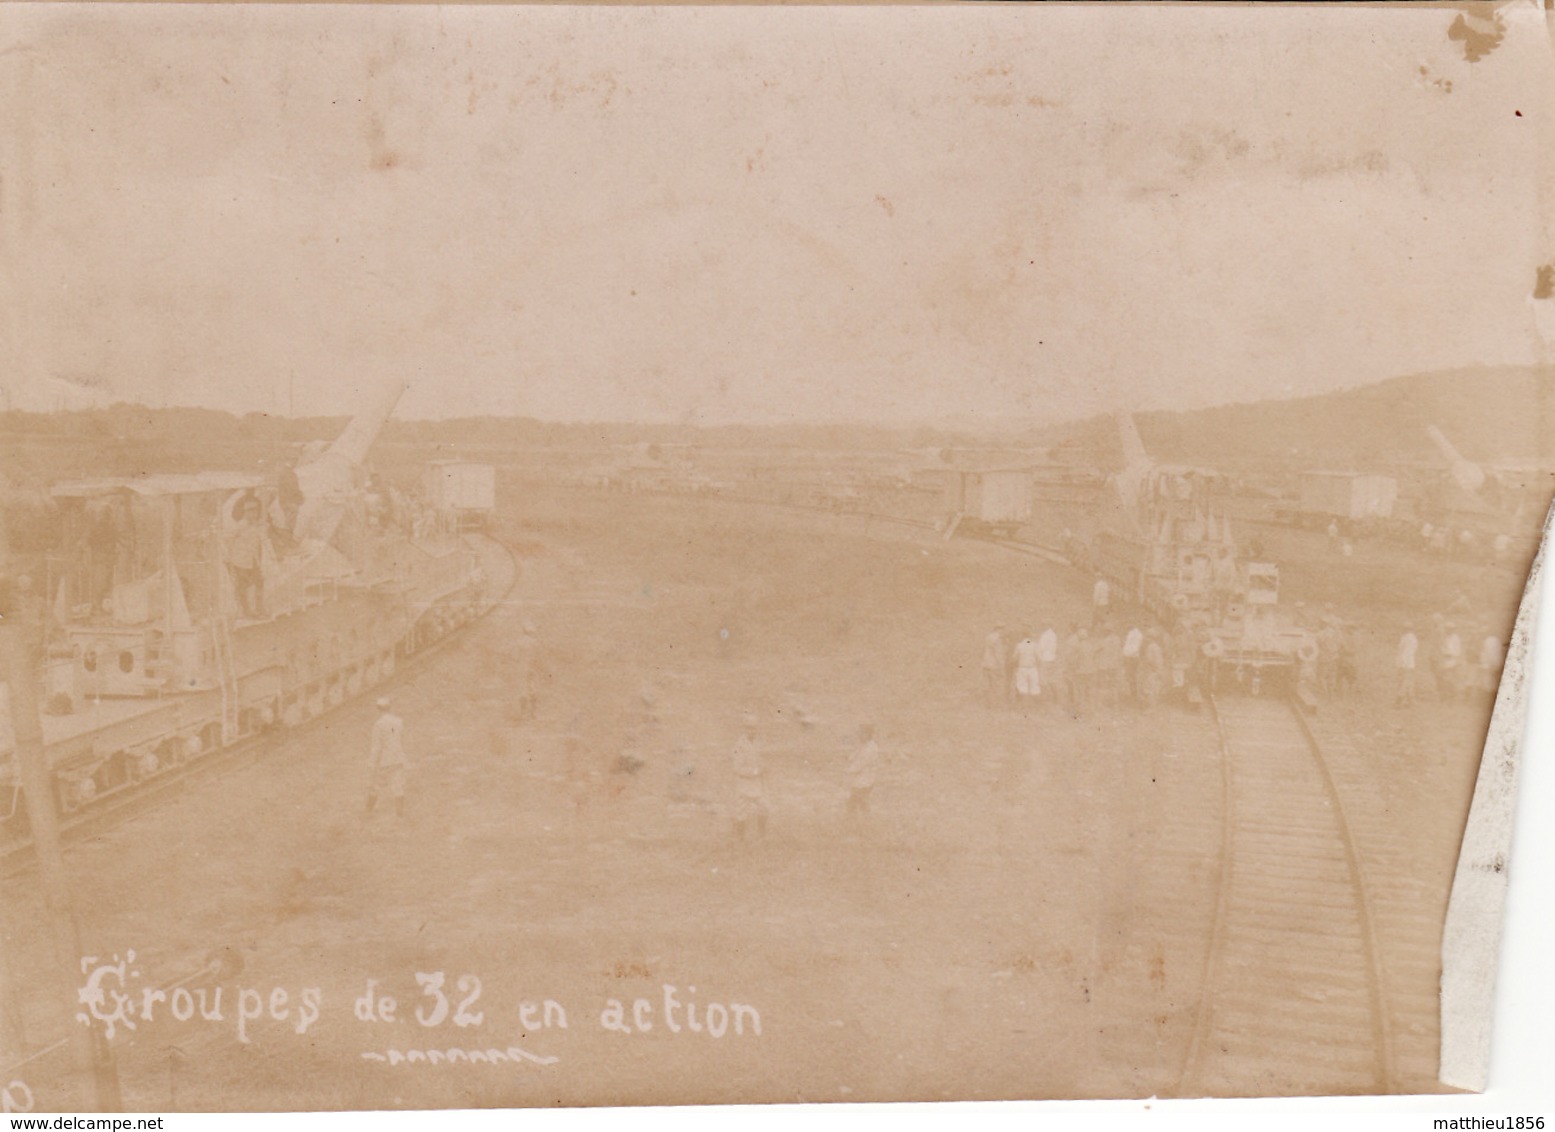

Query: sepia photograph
[1,0,1554,1115]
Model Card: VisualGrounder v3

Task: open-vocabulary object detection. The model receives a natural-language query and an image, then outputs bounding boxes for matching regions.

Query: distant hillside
[1036,366,1555,473]
[3,366,1553,483]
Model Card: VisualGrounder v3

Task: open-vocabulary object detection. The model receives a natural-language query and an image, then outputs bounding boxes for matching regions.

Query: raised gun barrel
[1425,425,1487,496]
[293,379,408,545]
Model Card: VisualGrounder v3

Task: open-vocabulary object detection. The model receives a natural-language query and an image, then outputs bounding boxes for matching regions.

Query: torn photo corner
[1440,495,1552,1094]
[1,0,1554,1113]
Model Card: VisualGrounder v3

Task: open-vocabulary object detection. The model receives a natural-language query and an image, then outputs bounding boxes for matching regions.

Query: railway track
[0,534,518,874]
[639,486,1419,1094]
[625,484,1075,566]
[1178,693,1395,1096]
[567,480,1425,1095]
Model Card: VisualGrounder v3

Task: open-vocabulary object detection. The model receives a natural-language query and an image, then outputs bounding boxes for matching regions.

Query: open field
[0,483,1496,1109]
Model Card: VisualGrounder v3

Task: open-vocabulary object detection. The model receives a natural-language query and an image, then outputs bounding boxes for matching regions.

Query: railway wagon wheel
[58,772,97,814]
[156,736,185,769]
[128,748,159,783]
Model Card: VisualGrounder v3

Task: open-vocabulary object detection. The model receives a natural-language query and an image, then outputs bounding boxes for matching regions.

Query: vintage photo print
[1,0,1553,1114]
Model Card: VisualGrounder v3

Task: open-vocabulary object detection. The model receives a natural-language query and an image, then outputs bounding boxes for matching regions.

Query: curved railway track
[595,484,1418,1094]
[627,485,1075,565]
[0,533,518,874]
[1178,693,1395,1096]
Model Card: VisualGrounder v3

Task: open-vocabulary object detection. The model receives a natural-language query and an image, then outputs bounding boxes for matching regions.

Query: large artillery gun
[1091,413,1317,693]
[0,382,493,826]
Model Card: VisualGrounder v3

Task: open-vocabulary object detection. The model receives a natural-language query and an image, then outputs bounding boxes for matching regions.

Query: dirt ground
[1,485,1496,1111]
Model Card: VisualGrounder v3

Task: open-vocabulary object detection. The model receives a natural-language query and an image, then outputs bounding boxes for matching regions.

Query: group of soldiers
[980,588,1380,713]
[1419,521,1517,567]
[728,715,881,840]
[976,595,1504,716]
[1392,613,1505,708]
[979,617,1192,713]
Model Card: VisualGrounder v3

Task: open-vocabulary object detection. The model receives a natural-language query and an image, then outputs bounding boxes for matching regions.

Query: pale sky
[2,3,1552,424]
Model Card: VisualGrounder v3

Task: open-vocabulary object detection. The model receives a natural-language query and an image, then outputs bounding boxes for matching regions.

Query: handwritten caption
[73,953,762,1053]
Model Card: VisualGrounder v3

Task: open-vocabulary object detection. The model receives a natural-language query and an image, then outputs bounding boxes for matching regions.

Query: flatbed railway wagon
[1273,471,1398,533]
[1195,562,1319,697]
[0,397,490,832]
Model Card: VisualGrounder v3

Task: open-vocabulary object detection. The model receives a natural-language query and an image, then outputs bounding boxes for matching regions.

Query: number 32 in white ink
[414,972,484,1028]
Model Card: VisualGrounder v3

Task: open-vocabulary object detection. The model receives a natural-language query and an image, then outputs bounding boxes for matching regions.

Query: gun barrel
[293,379,407,543]
[1426,425,1487,494]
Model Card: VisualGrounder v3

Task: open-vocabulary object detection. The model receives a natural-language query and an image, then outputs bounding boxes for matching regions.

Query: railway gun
[0,383,494,838]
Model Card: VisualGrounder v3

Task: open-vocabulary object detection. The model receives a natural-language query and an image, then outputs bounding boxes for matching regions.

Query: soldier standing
[226,498,270,619]
[1317,618,1342,698]
[1097,625,1123,708]
[366,697,409,818]
[1060,623,1084,712]
[1091,576,1110,629]
[514,620,540,721]
[731,714,768,840]
[1439,622,1465,702]
[981,624,1009,708]
[1337,622,1359,698]
[1121,625,1143,703]
[1394,625,1419,708]
[1073,627,1096,711]
[1012,632,1042,706]
[1478,630,1505,697]
[1141,628,1166,709]
[277,457,304,536]
[1036,625,1059,709]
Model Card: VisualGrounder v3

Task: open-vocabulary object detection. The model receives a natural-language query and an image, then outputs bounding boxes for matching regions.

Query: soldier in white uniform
[981,624,1010,708]
[1012,633,1042,703]
[514,620,540,721]
[366,696,409,818]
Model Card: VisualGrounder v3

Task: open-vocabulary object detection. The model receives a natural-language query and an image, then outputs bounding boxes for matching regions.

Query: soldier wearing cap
[981,624,1009,707]
[1395,624,1419,707]
[367,696,408,818]
[731,713,768,840]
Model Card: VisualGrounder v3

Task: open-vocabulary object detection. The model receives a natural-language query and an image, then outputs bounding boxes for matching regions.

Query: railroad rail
[617,483,1076,567]
[1179,693,1395,1096]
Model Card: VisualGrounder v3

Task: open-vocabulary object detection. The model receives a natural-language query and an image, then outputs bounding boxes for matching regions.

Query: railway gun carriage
[1197,562,1318,697]
[1092,464,1238,624]
[1092,416,1319,696]
[0,385,491,832]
